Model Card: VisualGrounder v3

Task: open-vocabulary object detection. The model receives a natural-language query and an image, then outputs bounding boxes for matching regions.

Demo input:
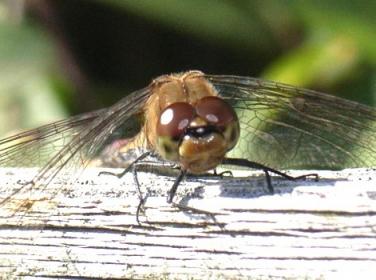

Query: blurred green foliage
[1,0,376,137]
[0,8,67,136]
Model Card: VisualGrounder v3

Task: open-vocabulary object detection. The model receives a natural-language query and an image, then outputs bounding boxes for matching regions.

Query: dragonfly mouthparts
[185,125,219,138]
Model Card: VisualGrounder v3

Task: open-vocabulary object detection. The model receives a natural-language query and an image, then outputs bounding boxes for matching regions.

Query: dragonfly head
[156,96,240,174]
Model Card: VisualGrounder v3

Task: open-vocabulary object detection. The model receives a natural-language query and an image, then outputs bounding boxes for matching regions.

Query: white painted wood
[0,167,376,279]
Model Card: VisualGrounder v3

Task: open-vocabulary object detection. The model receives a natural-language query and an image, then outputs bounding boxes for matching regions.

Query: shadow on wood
[0,167,376,279]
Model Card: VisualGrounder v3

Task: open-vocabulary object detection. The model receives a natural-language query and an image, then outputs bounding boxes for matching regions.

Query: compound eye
[196,96,240,150]
[156,102,196,161]
[157,102,196,139]
[196,96,237,126]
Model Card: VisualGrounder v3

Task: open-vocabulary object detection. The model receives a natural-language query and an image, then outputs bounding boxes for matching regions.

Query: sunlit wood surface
[0,168,375,279]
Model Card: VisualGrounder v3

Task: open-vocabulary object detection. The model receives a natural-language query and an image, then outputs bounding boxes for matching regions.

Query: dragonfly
[1,70,376,217]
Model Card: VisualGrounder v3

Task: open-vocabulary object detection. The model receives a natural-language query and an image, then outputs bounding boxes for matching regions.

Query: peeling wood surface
[0,167,376,279]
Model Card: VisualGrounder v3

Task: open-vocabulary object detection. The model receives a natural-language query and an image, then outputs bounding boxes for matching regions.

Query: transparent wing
[27,86,150,185]
[207,75,376,169]
[0,110,104,167]
[0,87,151,216]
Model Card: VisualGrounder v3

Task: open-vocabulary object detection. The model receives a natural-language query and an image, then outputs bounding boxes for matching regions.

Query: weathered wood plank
[0,167,376,279]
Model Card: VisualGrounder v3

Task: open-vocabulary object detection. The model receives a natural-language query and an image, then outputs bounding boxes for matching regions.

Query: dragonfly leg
[98,151,152,178]
[99,152,152,225]
[167,169,187,203]
[132,165,150,225]
[222,157,318,194]
[263,169,273,194]
[213,169,233,177]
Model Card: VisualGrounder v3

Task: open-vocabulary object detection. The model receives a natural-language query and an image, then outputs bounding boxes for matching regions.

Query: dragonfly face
[140,71,240,173]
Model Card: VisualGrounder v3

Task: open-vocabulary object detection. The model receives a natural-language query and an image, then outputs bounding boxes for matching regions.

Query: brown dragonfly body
[120,71,239,174]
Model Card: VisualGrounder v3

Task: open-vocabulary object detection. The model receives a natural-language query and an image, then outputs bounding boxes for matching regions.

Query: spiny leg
[132,165,150,225]
[98,151,152,178]
[167,169,187,203]
[99,151,152,225]
[213,169,233,177]
[222,157,318,193]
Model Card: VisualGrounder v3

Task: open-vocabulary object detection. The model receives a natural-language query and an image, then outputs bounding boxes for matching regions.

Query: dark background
[1,0,376,136]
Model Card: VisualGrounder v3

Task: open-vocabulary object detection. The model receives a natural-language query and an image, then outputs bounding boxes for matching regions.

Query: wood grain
[0,167,375,279]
